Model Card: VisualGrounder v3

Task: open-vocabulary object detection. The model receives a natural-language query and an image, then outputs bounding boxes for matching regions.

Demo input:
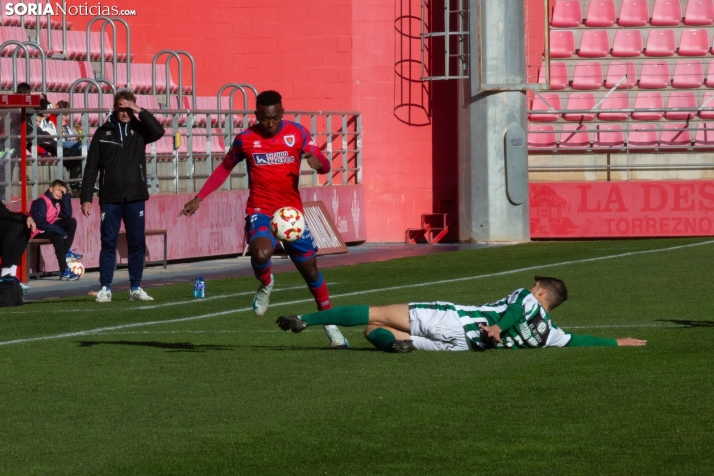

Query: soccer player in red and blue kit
[181,90,348,348]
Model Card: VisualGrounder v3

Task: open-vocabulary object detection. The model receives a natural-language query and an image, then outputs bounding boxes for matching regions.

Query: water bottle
[193,277,201,298]
[198,277,206,298]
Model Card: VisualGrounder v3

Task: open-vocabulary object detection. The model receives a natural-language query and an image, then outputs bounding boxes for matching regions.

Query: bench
[26,238,56,279]
[115,229,167,270]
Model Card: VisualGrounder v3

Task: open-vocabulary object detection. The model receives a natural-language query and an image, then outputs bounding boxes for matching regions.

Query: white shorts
[408,302,471,351]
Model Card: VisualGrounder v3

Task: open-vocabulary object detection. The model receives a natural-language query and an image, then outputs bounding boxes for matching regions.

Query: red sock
[252,259,272,286]
[308,274,331,311]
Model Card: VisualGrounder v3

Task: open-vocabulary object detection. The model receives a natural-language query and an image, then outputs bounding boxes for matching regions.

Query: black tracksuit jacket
[80,109,165,205]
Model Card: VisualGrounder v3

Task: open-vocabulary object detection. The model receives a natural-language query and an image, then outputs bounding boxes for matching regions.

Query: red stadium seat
[695,123,714,148]
[550,30,575,58]
[538,61,569,90]
[559,124,590,148]
[0,26,28,57]
[698,91,714,118]
[618,0,649,26]
[672,60,705,88]
[678,29,710,55]
[611,30,643,57]
[660,123,692,149]
[597,92,630,121]
[651,0,683,26]
[705,60,714,86]
[594,124,625,148]
[632,92,664,120]
[571,62,603,89]
[628,124,659,149]
[638,61,670,88]
[684,0,714,25]
[585,0,617,27]
[529,93,562,122]
[645,29,676,56]
[665,91,697,120]
[527,125,557,149]
[605,61,637,88]
[551,1,582,27]
[578,30,610,57]
[564,93,596,121]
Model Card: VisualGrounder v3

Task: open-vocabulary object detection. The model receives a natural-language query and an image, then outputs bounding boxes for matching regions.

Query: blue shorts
[245,212,318,263]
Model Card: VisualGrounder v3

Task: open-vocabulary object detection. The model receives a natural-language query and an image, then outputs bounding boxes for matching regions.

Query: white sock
[1,265,17,277]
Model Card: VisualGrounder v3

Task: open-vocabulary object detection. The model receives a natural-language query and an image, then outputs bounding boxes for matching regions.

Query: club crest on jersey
[284,135,295,147]
[253,140,262,148]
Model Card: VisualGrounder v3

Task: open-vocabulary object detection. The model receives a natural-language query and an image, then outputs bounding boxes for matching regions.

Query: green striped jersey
[433,289,572,350]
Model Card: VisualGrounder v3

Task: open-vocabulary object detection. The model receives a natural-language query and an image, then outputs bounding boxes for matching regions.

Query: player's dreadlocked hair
[256,90,282,107]
[534,275,568,309]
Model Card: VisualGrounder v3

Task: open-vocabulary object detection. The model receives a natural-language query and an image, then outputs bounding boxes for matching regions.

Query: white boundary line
[1,239,712,347]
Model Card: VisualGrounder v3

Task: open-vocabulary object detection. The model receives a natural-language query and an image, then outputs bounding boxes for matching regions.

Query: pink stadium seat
[594,124,625,148]
[660,123,692,148]
[527,125,557,149]
[645,29,676,56]
[638,61,670,88]
[618,0,649,26]
[0,26,29,57]
[550,30,575,58]
[585,0,617,26]
[559,124,591,148]
[684,0,714,25]
[705,61,714,86]
[597,92,630,121]
[538,61,569,90]
[605,61,637,88]
[632,92,664,120]
[578,30,610,57]
[135,95,172,125]
[665,91,698,120]
[698,91,714,118]
[564,93,596,121]
[571,62,603,89]
[678,29,709,55]
[671,60,705,88]
[651,0,683,26]
[611,30,643,57]
[529,93,562,122]
[551,1,582,27]
[628,124,659,149]
[0,0,20,25]
[695,123,714,148]
[0,58,13,88]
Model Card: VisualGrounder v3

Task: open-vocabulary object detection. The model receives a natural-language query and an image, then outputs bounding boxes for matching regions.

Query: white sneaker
[129,287,154,301]
[324,325,349,349]
[253,274,274,316]
[96,286,112,302]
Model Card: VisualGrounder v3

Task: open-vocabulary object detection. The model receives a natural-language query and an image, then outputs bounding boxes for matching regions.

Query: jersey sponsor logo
[308,140,316,146]
[284,135,295,147]
[526,314,551,346]
[252,151,296,165]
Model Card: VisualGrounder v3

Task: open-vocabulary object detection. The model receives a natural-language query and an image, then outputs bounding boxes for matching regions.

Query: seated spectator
[30,179,83,281]
[55,100,84,192]
[0,198,35,292]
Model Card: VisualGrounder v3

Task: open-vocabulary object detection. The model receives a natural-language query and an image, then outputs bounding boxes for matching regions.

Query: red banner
[530,181,714,238]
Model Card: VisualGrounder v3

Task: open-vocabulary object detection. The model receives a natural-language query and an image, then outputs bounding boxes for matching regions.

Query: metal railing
[1,108,362,202]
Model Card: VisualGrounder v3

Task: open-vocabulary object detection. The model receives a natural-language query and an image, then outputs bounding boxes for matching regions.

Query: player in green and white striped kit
[276,276,647,352]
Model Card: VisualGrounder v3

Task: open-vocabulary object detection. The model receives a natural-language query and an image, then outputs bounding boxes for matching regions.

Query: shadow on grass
[249,345,377,352]
[77,340,234,352]
[656,319,714,328]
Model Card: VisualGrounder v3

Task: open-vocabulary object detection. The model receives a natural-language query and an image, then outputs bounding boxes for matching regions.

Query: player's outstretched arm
[180,197,201,217]
[615,337,647,346]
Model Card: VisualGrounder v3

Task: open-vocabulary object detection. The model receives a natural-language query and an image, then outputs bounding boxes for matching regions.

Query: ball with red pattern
[69,261,85,277]
[270,207,305,242]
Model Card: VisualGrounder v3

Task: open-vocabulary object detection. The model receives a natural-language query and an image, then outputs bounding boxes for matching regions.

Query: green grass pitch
[1,238,713,475]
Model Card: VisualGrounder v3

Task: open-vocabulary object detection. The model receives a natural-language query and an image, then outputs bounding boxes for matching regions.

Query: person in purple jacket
[30,180,83,281]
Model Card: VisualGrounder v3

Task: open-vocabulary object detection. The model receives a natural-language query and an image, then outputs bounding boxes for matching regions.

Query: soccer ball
[69,261,85,277]
[271,207,305,242]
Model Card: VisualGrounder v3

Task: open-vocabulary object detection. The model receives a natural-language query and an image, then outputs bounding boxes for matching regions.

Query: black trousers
[0,219,30,269]
[39,217,77,271]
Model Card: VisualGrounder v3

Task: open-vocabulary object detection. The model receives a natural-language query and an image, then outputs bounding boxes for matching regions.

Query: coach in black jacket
[0,201,36,281]
[80,90,164,303]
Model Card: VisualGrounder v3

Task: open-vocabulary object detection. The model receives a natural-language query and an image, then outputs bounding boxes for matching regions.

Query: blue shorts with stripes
[245,212,317,263]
